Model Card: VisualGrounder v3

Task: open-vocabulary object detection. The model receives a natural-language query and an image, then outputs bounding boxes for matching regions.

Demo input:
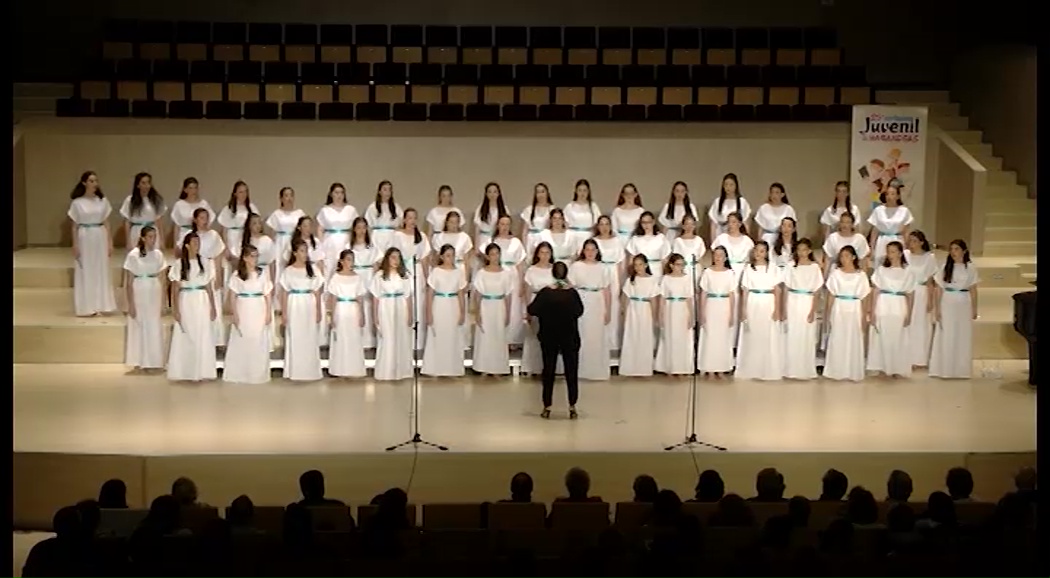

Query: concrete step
[874,90,951,104]
[13,83,74,99]
[964,143,994,158]
[1021,272,1037,284]
[985,212,1035,228]
[983,241,1037,258]
[945,130,983,144]
[1018,261,1037,275]
[987,170,1018,187]
[985,184,1031,200]
[984,226,1037,243]
[926,102,961,117]
[976,264,1023,287]
[932,115,969,131]
[974,154,1003,171]
[984,198,1036,213]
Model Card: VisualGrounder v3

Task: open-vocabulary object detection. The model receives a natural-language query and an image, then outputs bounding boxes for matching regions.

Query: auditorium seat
[548,502,610,531]
[538,103,572,121]
[152,81,187,103]
[56,97,92,117]
[168,100,204,119]
[153,59,189,82]
[429,103,464,121]
[647,104,682,121]
[497,50,528,67]
[318,102,354,120]
[482,85,514,106]
[683,104,719,121]
[465,103,499,121]
[392,102,427,121]
[357,504,417,527]
[79,80,112,101]
[302,83,334,105]
[206,100,241,119]
[661,86,692,106]
[487,503,547,530]
[421,503,484,529]
[503,103,538,121]
[93,99,130,117]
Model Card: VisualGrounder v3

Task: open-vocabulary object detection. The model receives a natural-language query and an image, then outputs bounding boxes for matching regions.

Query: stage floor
[14,362,1036,455]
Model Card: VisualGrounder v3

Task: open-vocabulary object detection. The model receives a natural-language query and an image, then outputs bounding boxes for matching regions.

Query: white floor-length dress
[197,229,227,345]
[569,261,613,380]
[735,264,784,380]
[753,203,797,247]
[421,267,467,376]
[364,203,403,254]
[611,206,644,241]
[472,205,502,254]
[351,244,380,349]
[547,231,579,266]
[167,258,217,381]
[119,195,167,249]
[280,267,324,381]
[371,272,414,381]
[673,236,707,280]
[625,233,672,283]
[265,208,306,284]
[658,203,699,242]
[170,199,215,250]
[696,268,737,373]
[563,201,602,249]
[69,196,118,316]
[822,232,871,276]
[822,269,872,381]
[471,269,512,375]
[316,205,359,280]
[521,264,555,375]
[431,231,473,281]
[904,249,938,367]
[595,236,625,351]
[494,236,527,345]
[867,265,917,377]
[326,273,367,378]
[619,275,662,376]
[217,202,260,282]
[867,205,914,265]
[123,247,167,369]
[281,237,327,346]
[520,205,552,254]
[425,206,465,235]
[224,271,273,384]
[655,274,695,375]
[783,262,824,379]
[711,233,755,343]
[707,197,753,237]
[929,264,980,379]
[393,231,433,351]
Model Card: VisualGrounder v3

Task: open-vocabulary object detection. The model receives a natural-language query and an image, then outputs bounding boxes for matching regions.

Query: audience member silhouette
[690,469,725,502]
[500,472,534,503]
[227,495,265,535]
[171,477,204,507]
[631,474,659,502]
[750,467,787,502]
[918,491,958,530]
[946,467,975,502]
[22,506,91,577]
[363,488,411,558]
[1013,467,1037,506]
[885,469,913,505]
[818,468,848,501]
[292,469,346,508]
[97,479,128,509]
[709,494,755,527]
[555,467,603,502]
[845,487,880,526]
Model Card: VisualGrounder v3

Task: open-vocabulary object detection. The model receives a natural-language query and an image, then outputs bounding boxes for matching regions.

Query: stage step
[987,170,1018,187]
[984,226,1037,243]
[874,90,951,104]
[944,130,983,144]
[985,212,1035,228]
[982,241,1037,258]
[931,115,968,131]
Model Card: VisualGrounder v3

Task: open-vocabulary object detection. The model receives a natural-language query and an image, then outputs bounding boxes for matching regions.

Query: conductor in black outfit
[526,261,585,420]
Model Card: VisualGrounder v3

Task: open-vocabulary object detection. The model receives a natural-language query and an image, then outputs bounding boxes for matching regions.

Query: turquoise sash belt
[528,228,543,234]
[617,229,631,236]
[373,226,394,231]
[381,292,405,298]
[789,289,814,295]
[667,226,681,231]
[665,296,687,302]
[78,223,103,228]
[730,259,746,264]
[288,289,312,295]
[435,291,458,298]
[258,261,270,267]
[749,289,774,294]
[324,228,350,234]
[227,226,243,230]
[579,287,602,292]
[135,274,158,279]
[180,286,205,291]
[762,228,777,234]
[500,261,518,267]
[944,288,970,293]
[878,230,898,236]
[569,226,590,232]
[601,260,618,265]
[629,296,651,302]
[880,290,907,296]
[275,231,292,236]
[336,296,356,302]
[131,221,153,227]
[835,295,859,300]
[706,293,729,299]
[179,225,192,231]
[353,264,372,270]
[481,294,504,300]
[238,292,264,297]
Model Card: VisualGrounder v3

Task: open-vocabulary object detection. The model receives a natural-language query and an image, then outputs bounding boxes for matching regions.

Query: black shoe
[569,408,579,420]
[540,408,551,419]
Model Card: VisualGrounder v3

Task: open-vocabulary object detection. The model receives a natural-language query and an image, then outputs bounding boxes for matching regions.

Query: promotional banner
[849,105,928,215]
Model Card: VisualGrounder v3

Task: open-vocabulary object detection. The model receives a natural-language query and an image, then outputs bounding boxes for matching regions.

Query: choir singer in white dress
[569,239,613,380]
[867,180,914,266]
[216,181,259,285]
[657,181,698,242]
[280,239,324,382]
[611,183,645,241]
[592,216,625,353]
[929,240,980,379]
[697,247,737,378]
[123,226,167,372]
[563,179,602,249]
[424,184,465,236]
[904,230,937,369]
[520,183,554,254]
[521,243,556,376]
[166,232,217,382]
[392,208,432,351]
[655,254,695,376]
[472,244,513,376]
[316,182,359,280]
[326,250,368,379]
[782,239,823,380]
[170,177,214,251]
[707,173,751,243]
[119,172,166,250]
[619,255,661,377]
[753,183,797,247]
[224,244,274,384]
[264,187,306,289]
[371,248,414,381]
[421,245,468,377]
[822,246,872,382]
[734,242,784,381]
[68,171,118,317]
[364,180,403,254]
[867,241,916,379]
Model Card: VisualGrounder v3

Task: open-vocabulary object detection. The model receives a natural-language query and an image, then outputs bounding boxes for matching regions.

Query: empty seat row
[88,60,865,88]
[102,22,839,51]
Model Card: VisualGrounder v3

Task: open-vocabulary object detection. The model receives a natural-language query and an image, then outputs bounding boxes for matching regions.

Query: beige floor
[13,532,50,578]
[14,362,1036,455]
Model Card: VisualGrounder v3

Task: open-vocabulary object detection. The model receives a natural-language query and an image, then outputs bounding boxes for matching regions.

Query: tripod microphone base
[385,432,449,452]
[664,433,728,452]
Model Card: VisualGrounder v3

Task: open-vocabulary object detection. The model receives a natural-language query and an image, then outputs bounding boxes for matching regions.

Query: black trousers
[540,339,580,408]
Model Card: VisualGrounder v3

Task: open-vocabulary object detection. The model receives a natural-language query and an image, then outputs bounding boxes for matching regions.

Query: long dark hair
[179,231,204,281]
[576,238,603,262]
[226,181,252,214]
[632,210,662,236]
[548,208,566,231]
[710,246,729,268]
[628,254,651,283]
[136,225,155,257]
[336,249,354,273]
[479,182,509,226]
[572,179,595,220]
[791,238,814,266]
[531,241,554,266]
[189,207,210,233]
[287,239,316,278]
[128,172,162,215]
[773,217,798,259]
[436,244,456,267]
[178,177,199,201]
[326,182,346,205]
[831,180,855,223]
[442,209,462,233]
[617,183,642,207]
[716,173,742,215]
[726,211,748,236]
[592,215,613,237]
[401,208,423,244]
[237,244,258,281]
[374,180,398,219]
[241,212,262,258]
[663,252,685,276]
[350,216,372,248]
[278,186,295,209]
[291,216,317,250]
[379,247,408,279]
[909,230,931,252]
[70,171,103,199]
[943,239,971,283]
[880,180,905,205]
[483,242,503,267]
[837,245,860,270]
[664,181,695,221]
[749,241,771,270]
[882,241,908,268]
[768,182,790,205]
[528,183,551,223]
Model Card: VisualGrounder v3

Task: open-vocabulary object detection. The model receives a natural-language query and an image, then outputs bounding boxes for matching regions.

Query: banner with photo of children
[849,104,928,218]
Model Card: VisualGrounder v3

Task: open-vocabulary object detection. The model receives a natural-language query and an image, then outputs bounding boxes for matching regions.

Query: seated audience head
[145,494,181,533]
[886,469,913,502]
[564,467,592,500]
[924,491,957,526]
[75,500,101,537]
[787,496,811,527]
[228,495,254,526]
[712,494,754,527]
[378,488,409,515]
[651,489,683,526]
[299,469,327,501]
[755,467,786,501]
[992,491,1033,529]
[632,475,659,503]
[171,477,198,506]
[846,487,879,525]
[821,469,848,501]
[53,506,82,540]
[98,479,128,509]
[887,503,916,533]
[1014,466,1036,492]
[945,467,974,500]
[510,472,534,502]
[695,469,725,502]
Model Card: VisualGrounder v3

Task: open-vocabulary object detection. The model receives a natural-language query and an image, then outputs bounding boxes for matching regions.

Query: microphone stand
[665,254,727,452]
[386,253,449,452]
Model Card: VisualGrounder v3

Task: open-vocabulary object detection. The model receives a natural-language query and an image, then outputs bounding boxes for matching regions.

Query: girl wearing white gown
[569,239,613,380]
[521,242,555,376]
[431,211,474,282]
[392,208,432,351]
[904,230,937,368]
[707,173,752,243]
[288,217,328,346]
[820,181,862,239]
[867,241,916,378]
[242,213,276,283]
[782,239,823,380]
[190,208,227,345]
[120,172,166,249]
[364,180,403,254]
[619,255,661,377]
[754,183,797,247]
[68,171,118,317]
[280,240,324,381]
[473,182,508,257]
[697,247,737,377]
[563,179,602,249]
[472,244,513,376]
[611,183,645,242]
[217,181,260,284]
[421,245,468,377]
[542,209,579,265]
[350,217,380,350]
[167,232,217,382]
[424,184,465,236]
[326,250,368,379]
[772,217,798,271]
[672,215,707,280]
[823,246,872,381]
[867,180,914,266]
[929,240,980,379]
[655,254,695,375]
[170,177,215,250]
[625,211,672,283]
[264,187,306,296]
[593,216,626,352]
[735,242,785,381]
[520,183,554,255]
[224,245,274,384]
[123,226,167,371]
[316,182,359,281]
[491,215,527,345]
[371,248,414,381]
[822,212,871,275]
[658,181,699,242]
[711,212,755,285]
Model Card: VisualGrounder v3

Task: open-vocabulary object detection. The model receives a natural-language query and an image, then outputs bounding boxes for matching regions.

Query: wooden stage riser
[13,323,1028,364]
[13,451,1036,532]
